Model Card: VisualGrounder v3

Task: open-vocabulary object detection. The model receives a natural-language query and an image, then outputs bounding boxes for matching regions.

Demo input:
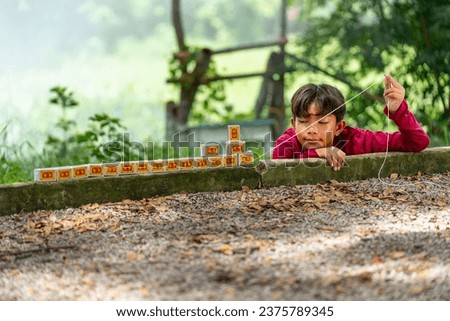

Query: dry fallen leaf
[139,286,149,298]
[383,188,395,197]
[388,251,405,259]
[371,256,383,264]
[257,198,268,207]
[390,172,399,180]
[190,234,219,243]
[219,244,233,256]
[127,252,144,261]
[314,195,330,203]
[272,203,284,210]
[409,284,426,295]
[9,269,22,278]
[25,220,35,230]
[356,227,377,237]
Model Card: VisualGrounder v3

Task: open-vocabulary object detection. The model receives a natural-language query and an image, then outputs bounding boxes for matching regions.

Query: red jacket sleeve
[385,100,430,152]
[341,100,430,155]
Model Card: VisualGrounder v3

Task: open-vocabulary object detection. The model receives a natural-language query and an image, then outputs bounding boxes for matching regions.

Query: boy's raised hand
[384,74,405,114]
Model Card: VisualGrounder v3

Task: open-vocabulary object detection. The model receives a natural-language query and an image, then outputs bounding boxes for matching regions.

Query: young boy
[272,74,430,170]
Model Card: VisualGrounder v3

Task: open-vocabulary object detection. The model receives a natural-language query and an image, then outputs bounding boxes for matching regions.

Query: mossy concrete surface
[261,147,450,187]
[0,168,260,216]
[1,147,449,216]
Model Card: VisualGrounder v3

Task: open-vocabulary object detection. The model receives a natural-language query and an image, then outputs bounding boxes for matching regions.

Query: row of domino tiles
[34,152,255,182]
[34,125,255,182]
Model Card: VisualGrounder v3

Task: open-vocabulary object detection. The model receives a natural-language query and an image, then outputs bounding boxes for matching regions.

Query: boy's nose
[308,123,318,134]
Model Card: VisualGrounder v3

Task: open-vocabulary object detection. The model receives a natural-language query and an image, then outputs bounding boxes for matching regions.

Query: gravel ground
[0,172,449,300]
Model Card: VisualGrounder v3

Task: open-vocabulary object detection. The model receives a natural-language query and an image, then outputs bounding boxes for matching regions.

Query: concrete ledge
[0,147,449,216]
[260,147,450,187]
[0,168,260,216]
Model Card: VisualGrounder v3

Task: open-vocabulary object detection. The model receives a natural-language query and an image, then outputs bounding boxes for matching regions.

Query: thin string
[377,83,391,183]
[377,85,446,188]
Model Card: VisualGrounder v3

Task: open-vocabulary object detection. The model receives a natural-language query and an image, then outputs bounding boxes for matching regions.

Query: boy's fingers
[385,90,398,98]
[385,74,401,89]
[333,156,339,167]
[385,74,395,83]
[386,89,403,99]
[328,155,338,169]
[334,154,343,167]
[385,87,403,98]
[384,79,391,92]
[325,147,345,170]
[331,156,339,170]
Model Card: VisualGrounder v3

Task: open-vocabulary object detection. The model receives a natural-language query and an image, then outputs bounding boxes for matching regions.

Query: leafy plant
[42,86,140,166]
[0,123,35,183]
[169,46,253,125]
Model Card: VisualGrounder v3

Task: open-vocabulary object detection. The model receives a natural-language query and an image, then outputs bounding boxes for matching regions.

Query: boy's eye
[319,121,329,124]
[297,120,308,124]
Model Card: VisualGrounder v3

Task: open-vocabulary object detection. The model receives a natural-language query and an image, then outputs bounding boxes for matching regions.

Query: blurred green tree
[288,0,449,145]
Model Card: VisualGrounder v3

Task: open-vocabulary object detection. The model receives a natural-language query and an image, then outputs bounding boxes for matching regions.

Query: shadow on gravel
[175,231,449,300]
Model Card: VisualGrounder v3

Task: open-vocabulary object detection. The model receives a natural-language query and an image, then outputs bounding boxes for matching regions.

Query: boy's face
[291,103,346,149]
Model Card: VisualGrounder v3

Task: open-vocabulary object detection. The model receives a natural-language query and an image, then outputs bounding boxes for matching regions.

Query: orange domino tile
[120,162,136,175]
[88,164,103,177]
[228,125,240,141]
[135,161,150,174]
[194,158,208,170]
[227,141,245,154]
[201,143,220,157]
[166,159,179,172]
[34,168,57,182]
[150,160,165,173]
[57,167,73,181]
[239,152,254,166]
[103,164,119,176]
[208,156,224,168]
[224,155,237,167]
[72,166,88,179]
[179,158,194,171]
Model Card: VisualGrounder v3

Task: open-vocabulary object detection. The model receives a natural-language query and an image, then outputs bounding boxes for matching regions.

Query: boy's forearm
[386,100,422,130]
[385,100,430,151]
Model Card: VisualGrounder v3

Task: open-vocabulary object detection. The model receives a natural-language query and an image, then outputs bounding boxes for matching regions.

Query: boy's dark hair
[291,84,346,122]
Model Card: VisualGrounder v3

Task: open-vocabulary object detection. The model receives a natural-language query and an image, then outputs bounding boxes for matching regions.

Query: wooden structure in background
[166,0,288,141]
[165,0,389,144]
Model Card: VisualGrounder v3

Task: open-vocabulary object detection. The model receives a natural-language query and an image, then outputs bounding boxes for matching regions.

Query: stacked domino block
[34,125,255,182]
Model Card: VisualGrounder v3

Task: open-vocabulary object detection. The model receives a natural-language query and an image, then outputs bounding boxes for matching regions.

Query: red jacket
[272,100,430,159]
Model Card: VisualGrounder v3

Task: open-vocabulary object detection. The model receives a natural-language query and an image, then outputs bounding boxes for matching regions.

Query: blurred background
[1,0,449,183]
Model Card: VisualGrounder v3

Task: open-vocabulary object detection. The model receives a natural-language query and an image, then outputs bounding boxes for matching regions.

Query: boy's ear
[290,117,295,128]
[335,120,346,136]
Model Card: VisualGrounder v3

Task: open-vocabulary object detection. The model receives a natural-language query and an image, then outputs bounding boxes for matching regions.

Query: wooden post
[254,0,287,137]
[168,1,213,139]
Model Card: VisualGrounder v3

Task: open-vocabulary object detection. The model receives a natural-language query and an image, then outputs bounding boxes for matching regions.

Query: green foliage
[188,0,280,44]
[169,46,254,125]
[42,87,141,167]
[49,86,79,110]
[289,0,449,145]
[0,124,36,184]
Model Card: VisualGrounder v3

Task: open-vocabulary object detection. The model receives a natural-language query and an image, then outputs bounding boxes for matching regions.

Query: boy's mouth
[303,140,322,149]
